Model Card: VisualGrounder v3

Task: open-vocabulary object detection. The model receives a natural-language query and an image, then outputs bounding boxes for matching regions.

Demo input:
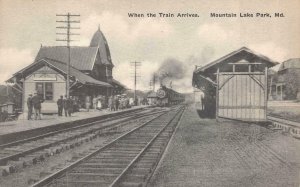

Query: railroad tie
[120,181,143,187]
[27,178,39,185]
[0,165,14,176]
[19,155,37,166]
[39,171,52,178]
[7,160,26,171]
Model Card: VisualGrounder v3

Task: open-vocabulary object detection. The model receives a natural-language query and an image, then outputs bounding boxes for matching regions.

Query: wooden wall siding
[23,66,66,113]
[217,72,267,121]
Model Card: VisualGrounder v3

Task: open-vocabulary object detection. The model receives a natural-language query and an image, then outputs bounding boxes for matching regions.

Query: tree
[284,70,300,100]
[0,85,22,107]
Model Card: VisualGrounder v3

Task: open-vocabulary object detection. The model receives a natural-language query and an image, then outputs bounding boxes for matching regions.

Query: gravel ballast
[149,104,300,187]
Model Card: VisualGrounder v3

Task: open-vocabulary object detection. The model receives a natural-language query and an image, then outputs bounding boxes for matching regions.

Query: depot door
[216,70,268,122]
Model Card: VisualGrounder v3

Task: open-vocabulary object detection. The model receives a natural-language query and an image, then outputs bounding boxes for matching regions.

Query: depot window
[36,82,53,100]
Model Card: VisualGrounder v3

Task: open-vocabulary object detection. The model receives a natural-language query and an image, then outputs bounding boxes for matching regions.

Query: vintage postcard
[0,0,299,186]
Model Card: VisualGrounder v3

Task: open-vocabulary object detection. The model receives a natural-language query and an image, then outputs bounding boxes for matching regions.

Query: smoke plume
[156,58,186,86]
[153,46,215,92]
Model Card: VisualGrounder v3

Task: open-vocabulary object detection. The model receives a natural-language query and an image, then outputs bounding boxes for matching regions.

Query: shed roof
[192,47,278,90]
[194,47,278,74]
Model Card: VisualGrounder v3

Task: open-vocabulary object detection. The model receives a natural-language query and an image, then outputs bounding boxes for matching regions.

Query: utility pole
[149,74,156,91]
[153,74,156,91]
[149,80,153,91]
[130,61,141,105]
[56,13,80,98]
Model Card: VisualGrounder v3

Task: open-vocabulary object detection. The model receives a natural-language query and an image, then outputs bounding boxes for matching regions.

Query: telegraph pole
[56,13,80,98]
[149,74,156,91]
[130,61,141,105]
[152,74,156,91]
[149,80,153,91]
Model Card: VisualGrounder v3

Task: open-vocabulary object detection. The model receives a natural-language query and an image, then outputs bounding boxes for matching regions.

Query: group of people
[108,95,130,111]
[57,95,78,117]
[27,92,44,120]
[92,95,105,110]
[26,93,134,120]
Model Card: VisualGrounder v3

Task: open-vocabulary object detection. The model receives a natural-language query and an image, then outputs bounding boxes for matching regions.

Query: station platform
[149,104,300,187]
[0,106,148,145]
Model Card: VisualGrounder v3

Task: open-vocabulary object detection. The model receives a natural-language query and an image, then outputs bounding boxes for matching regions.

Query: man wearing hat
[31,92,44,120]
[63,95,72,117]
[57,95,63,116]
[27,94,33,120]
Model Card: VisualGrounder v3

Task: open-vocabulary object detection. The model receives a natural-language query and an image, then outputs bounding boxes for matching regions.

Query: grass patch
[268,106,300,122]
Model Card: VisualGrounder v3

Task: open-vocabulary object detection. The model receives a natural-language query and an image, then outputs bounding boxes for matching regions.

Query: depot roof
[7,58,112,87]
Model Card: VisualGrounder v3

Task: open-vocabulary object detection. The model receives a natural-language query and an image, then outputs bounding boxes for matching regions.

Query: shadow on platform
[196,109,215,119]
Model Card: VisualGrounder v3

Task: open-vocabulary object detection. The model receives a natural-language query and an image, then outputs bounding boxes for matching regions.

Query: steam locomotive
[156,85,185,107]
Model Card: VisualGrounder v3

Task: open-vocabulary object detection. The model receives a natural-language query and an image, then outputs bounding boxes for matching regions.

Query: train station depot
[6,27,126,113]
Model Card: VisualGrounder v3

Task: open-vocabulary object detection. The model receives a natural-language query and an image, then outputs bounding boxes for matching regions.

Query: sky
[0,0,299,93]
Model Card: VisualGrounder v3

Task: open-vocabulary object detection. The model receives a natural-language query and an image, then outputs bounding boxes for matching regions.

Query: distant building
[147,91,157,105]
[7,27,126,113]
[270,58,300,100]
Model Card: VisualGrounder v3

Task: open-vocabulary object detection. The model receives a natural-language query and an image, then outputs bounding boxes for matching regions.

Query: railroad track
[31,105,186,187]
[0,108,168,176]
[267,115,300,139]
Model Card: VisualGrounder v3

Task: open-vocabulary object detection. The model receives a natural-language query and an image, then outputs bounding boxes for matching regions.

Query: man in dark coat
[201,95,205,111]
[57,95,63,116]
[108,96,113,111]
[114,96,119,111]
[63,95,69,117]
[31,92,44,120]
[27,94,33,120]
[68,96,74,116]
[63,95,73,117]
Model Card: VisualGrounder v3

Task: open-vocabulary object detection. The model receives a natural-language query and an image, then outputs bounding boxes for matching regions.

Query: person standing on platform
[201,95,204,111]
[115,96,119,111]
[85,96,91,112]
[57,95,63,116]
[125,97,130,108]
[73,97,79,112]
[93,96,97,110]
[27,94,33,120]
[63,95,70,117]
[68,96,74,116]
[97,95,102,110]
[112,96,116,111]
[32,92,44,120]
[108,96,113,111]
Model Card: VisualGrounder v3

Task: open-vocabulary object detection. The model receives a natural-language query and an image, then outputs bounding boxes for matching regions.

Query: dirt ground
[149,104,300,187]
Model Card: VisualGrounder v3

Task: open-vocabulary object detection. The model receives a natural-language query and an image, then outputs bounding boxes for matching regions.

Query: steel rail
[0,109,165,165]
[30,108,175,187]
[0,109,147,148]
[144,105,186,186]
[110,106,185,187]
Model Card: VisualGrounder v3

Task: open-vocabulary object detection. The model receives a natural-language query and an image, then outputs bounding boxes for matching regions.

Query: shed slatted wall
[217,72,267,121]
